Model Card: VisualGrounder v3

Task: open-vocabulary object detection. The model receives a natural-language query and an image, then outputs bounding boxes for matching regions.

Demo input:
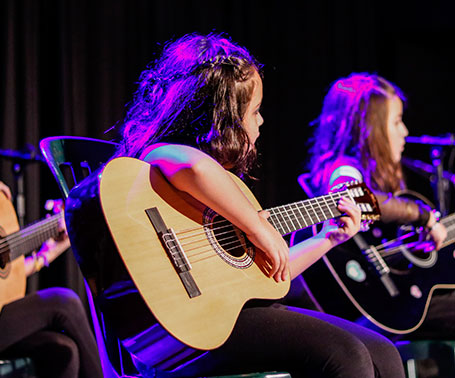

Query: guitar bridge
[363,245,399,297]
[354,235,399,298]
[145,207,201,298]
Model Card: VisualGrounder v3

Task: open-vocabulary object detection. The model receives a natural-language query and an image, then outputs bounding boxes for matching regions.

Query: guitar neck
[441,213,455,247]
[266,190,348,236]
[6,213,62,261]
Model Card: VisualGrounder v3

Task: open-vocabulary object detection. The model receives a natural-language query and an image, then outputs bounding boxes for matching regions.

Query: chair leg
[396,340,455,378]
[0,357,36,378]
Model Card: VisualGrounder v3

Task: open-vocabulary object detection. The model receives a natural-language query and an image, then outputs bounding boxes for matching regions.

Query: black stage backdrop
[1,0,454,296]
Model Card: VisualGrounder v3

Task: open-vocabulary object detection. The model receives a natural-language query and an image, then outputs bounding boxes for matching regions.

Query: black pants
[0,287,103,378]
[173,304,405,378]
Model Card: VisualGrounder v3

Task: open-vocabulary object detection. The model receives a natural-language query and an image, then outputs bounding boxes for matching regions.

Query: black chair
[40,136,120,199]
[40,136,124,377]
[40,136,292,378]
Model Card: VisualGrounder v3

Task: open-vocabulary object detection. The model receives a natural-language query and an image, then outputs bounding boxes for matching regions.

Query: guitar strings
[0,215,62,257]
[175,187,370,245]
[175,196,342,240]
[0,219,61,251]
[178,215,455,266]
[373,232,416,255]
[180,236,250,264]
[186,220,455,266]
[176,210,337,264]
[172,194,350,263]
[0,197,335,262]
[0,189,373,266]
[373,220,455,259]
[0,220,62,255]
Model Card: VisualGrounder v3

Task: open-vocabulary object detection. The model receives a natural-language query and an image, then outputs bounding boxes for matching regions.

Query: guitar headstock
[332,181,381,229]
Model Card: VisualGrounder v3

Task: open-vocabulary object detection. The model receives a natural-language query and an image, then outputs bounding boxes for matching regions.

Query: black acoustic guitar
[292,191,455,334]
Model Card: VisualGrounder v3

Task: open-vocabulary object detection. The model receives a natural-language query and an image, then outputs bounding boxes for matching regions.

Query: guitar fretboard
[441,213,455,248]
[3,213,63,261]
[266,190,349,236]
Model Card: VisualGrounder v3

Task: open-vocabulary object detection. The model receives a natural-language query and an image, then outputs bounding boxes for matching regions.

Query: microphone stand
[13,162,26,227]
[430,146,449,216]
[405,134,454,216]
[0,146,44,227]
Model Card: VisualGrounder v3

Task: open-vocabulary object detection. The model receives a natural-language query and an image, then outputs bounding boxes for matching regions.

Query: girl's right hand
[245,211,290,283]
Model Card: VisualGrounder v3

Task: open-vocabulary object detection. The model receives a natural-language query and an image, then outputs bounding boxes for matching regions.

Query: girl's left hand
[427,221,447,251]
[319,197,361,247]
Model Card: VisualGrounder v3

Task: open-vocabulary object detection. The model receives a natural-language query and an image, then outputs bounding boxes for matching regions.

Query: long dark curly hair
[116,32,263,176]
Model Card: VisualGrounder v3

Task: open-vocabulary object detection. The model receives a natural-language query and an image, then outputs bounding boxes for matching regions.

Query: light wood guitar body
[0,194,62,310]
[66,157,379,350]
[0,193,25,311]
[99,157,289,350]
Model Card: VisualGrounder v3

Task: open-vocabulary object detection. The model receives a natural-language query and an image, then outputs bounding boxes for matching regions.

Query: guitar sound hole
[212,216,247,258]
[0,248,10,269]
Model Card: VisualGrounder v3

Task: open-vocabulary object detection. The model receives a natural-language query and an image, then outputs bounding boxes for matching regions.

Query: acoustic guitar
[295,191,455,334]
[0,193,63,310]
[65,157,380,350]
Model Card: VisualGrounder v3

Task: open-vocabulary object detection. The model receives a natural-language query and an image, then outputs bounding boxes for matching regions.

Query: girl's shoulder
[140,143,215,167]
[139,143,170,161]
[327,156,364,190]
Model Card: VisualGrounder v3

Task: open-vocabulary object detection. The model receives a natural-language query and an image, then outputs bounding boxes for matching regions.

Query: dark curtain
[1,0,454,297]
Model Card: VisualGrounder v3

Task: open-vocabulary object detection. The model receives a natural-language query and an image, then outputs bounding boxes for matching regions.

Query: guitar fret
[268,208,287,235]
[322,195,335,219]
[282,205,294,234]
[290,202,308,228]
[264,185,373,236]
[301,202,313,226]
[329,192,342,218]
[314,198,326,222]
[305,199,321,224]
[9,214,62,260]
[441,213,455,243]
[272,207,290,234]
[283,204,299,233]
[304,201,315,223]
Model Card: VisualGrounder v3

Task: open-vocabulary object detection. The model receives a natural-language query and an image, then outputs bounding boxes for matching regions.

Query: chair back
[39,136,118,199]
[40,136,123,378]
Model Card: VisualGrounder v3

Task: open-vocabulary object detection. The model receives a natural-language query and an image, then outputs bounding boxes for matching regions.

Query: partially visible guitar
[66,157,380,350]
[295,190,455,334]
[0,193,63,310]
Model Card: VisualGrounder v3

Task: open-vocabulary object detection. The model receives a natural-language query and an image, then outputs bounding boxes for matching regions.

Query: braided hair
[116,32,263,176]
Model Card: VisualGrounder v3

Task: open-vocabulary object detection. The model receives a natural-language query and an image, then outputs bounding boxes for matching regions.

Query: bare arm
[144,144,289,282]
